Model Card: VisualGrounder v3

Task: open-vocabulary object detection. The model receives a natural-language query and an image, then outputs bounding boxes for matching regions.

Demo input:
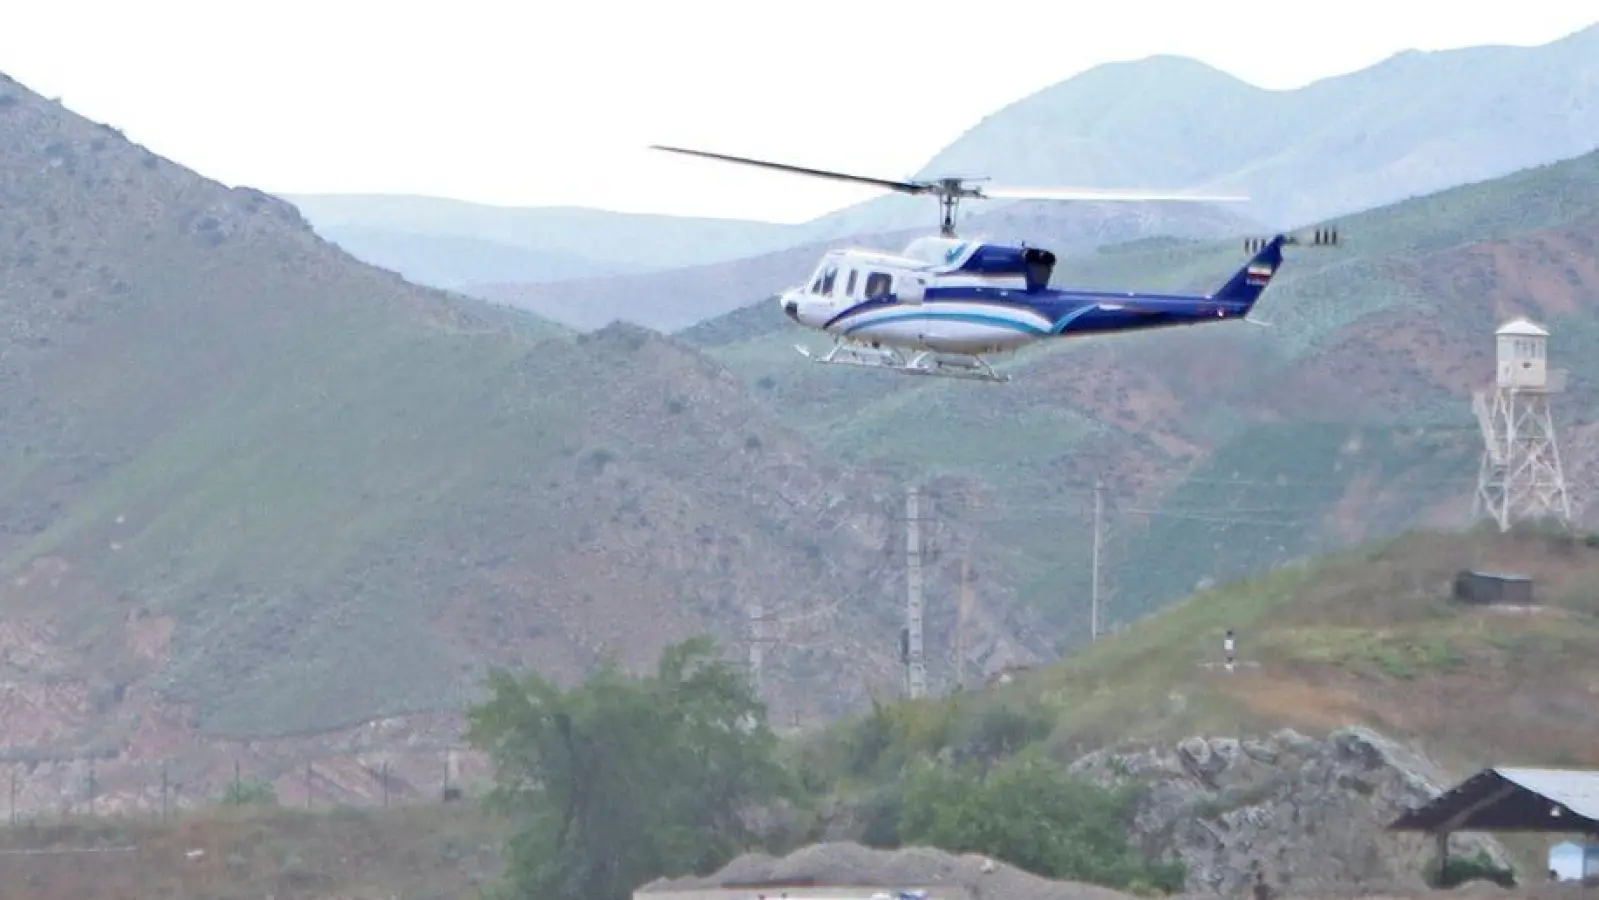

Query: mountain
[0,74,1058,809]
[313,224,644,287]
[466,199,1262,332]
[291,23,1599,299]
[282,192,806,271]
[687,146,1599,644]
[813,24,1599,237]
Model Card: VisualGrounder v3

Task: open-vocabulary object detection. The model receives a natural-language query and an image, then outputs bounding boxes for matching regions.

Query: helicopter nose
[780,295,800,321]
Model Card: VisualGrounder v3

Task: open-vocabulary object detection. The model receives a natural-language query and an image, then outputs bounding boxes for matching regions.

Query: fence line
[0,847,139,855]
[1,744,485,826]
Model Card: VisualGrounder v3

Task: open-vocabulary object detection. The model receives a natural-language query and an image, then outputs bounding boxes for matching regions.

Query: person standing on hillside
[1252,868,1273,900]
[1224,628,1237,671]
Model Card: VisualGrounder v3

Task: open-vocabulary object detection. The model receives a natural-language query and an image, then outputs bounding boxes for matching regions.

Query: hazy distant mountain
[318,225,640,287]
[283,193,803,272]
[284,22,1599,291]
[828,23,1599,234]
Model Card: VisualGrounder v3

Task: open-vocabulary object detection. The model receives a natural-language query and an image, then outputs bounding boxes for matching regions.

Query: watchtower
[1472,316,1571,531]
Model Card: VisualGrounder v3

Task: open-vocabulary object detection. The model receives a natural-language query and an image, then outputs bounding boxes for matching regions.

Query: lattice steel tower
[1472,316,1572,531]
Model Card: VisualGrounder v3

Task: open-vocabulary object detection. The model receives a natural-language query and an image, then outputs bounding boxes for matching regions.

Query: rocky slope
[1069,727,1510,897]
[648,721,1512,900]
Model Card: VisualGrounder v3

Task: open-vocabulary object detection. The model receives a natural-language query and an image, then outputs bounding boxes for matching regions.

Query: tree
[468,636,789,900]
[897,755,1186,894]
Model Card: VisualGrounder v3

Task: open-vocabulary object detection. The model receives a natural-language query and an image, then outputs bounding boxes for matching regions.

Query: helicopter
[651,145,1340,383]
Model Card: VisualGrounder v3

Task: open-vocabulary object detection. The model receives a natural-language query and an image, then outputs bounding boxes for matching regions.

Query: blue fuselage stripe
[838,310,1048,336]
[823,285,1250,336]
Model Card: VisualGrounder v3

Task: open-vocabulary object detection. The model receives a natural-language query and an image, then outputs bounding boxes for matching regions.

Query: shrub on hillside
[1425,850,1515,889]
[897,755,1186,894]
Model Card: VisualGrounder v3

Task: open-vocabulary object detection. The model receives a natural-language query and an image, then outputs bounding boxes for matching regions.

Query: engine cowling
[953,243,1056,291]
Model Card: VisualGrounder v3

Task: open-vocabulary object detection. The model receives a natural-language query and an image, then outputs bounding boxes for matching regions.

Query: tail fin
[1212,234,1286,311]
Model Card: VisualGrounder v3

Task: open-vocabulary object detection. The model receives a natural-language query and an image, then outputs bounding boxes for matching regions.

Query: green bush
[1425,850,1516,889]
[897,755,1186,894]
[218,779,278,806]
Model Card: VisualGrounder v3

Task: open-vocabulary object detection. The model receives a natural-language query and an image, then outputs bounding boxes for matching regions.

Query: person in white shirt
[1224,629,1236,671]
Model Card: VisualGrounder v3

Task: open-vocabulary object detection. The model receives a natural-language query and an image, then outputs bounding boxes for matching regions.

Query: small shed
[1389,766,1599,883]
[1452,570,1534,606]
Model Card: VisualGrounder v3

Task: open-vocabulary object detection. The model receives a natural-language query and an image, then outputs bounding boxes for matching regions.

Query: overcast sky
[2,0,1595,223]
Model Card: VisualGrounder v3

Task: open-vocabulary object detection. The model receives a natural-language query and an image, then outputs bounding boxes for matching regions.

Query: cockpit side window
[821,265,838,296]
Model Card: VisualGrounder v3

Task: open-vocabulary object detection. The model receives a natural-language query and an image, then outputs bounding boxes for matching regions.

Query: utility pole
[905,485,926,699]
[1091,477,1103,642]
[748,601,764,698]
[956,557,971,690]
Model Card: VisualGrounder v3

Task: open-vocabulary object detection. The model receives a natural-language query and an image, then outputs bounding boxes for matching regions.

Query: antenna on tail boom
[1245,227,1341,253]
[1238,226,1343,329]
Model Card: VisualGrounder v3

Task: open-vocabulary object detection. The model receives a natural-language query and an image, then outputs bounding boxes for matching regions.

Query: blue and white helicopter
[652,146,1339,383]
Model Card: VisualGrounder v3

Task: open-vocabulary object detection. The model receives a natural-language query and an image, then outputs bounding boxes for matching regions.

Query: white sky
[1,1,1595,223]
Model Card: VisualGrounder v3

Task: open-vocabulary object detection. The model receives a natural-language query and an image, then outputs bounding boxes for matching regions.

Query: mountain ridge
[786,22,1599,241]
[0,71,1051,809]
[334,22,1599,326]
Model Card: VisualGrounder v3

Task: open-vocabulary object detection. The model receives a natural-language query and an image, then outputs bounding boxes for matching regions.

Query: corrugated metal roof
[1494,768,1599,823]
[1466,570,1532,581]
[1388,766,1599,832]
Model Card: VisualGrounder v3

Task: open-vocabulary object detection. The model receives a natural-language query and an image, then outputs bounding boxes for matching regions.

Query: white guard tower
[1472,316,1572,531]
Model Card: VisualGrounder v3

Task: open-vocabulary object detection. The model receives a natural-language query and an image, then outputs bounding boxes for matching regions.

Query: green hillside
[692,148,1599,638]
[804,526,1599,779]
[0,73,1055,753]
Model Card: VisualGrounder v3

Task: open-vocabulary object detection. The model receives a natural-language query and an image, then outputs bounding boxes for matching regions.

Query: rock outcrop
[1067,726,1512,897]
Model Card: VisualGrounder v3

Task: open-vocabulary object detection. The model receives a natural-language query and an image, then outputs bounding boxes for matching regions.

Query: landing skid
[795,340,1010,383]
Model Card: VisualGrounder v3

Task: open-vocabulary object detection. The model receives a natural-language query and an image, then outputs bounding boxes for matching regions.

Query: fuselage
[779,236,1268,356]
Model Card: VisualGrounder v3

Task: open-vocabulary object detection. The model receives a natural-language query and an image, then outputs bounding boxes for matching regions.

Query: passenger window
[865,272,892,300]
[845,270,858,297]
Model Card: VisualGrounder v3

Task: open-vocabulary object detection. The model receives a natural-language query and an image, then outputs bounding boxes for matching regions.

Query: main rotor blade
[650,145,929,195]
[980,186,1249,202]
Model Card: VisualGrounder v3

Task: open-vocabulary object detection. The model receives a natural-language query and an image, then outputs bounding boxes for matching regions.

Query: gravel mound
[638,841,1138,900]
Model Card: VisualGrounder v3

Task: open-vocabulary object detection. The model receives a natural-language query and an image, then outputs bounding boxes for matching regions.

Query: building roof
[1389,767,1599,833]
[1463,570,1532,582]
[1497,317,1550,338]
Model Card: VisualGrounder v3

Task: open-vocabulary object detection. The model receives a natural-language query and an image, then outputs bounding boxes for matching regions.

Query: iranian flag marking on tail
[1245,262,1273,286]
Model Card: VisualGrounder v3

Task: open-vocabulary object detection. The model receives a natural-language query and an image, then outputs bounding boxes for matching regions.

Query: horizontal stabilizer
[1245,227,1340,253]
